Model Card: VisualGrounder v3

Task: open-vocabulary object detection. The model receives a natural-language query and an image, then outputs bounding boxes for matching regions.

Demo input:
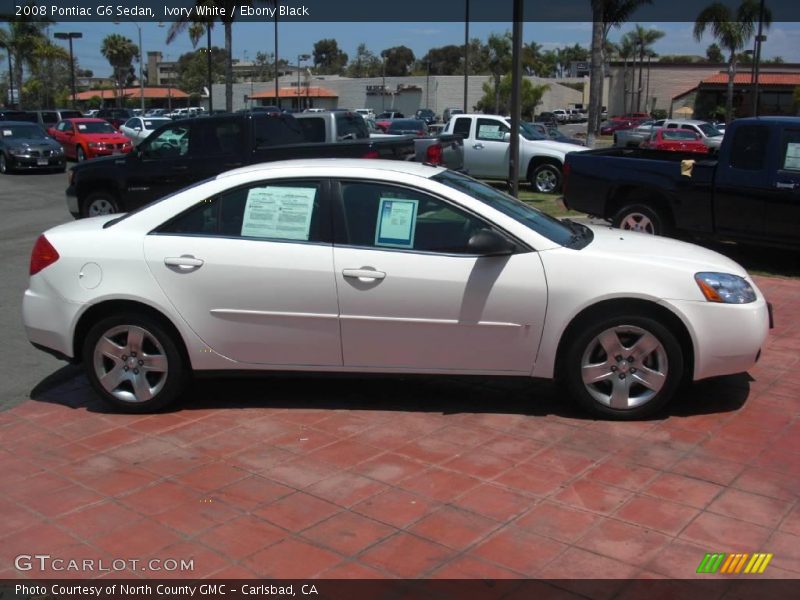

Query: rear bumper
[23,284,84,360]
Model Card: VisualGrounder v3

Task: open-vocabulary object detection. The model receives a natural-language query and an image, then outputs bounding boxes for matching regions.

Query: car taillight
[425,143,443,165]
[362,150,380,159]
[30,234,59,275]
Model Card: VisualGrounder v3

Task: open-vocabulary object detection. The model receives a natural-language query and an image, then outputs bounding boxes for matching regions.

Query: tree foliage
[313,38,348,75]
[346,43,382,77]
[381,46,415,77]
[175,47,227,94]
[475,74,549,120]
[101,33,139,106]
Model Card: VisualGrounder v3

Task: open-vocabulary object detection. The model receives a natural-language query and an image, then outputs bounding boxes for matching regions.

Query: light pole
[114,22,145,111]
[54,32,82,108]
[297,53,310,110]
[751,0,767,117]
[381,52,386,111]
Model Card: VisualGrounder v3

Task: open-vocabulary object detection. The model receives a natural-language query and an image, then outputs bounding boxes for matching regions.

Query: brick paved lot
[1,275,798,584]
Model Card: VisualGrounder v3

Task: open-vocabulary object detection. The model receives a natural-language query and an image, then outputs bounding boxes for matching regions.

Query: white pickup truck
[443,113,587,193]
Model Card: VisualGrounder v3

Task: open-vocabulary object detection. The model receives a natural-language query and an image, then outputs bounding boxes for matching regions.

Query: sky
[47,20,800,78]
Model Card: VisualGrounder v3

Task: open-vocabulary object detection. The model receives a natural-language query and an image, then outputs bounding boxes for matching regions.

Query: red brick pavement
[1,276,798,580]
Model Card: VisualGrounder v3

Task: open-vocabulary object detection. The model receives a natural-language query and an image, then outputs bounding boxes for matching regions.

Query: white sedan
[23,160,770,419]
[119,117,173,146]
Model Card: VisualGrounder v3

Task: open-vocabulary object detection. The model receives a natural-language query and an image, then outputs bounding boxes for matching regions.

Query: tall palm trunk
[587,13,604,147]
[637,48,644,111]
[726,51,736,124]
[224,21,233,112]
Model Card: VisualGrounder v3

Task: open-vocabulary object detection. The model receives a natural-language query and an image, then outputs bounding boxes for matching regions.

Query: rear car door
[466,118,510,179]
[331,179,547,373]
[144,178,341,366]
[764,127,800,246]
[713,124,771,239]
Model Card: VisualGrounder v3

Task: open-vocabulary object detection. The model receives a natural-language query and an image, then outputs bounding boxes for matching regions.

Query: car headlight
[9,148,28,157]
[695,272,757,304]
[52,146,63,154]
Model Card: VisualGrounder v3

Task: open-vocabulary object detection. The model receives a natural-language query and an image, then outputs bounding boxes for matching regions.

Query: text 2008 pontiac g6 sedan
[23,160,770,419]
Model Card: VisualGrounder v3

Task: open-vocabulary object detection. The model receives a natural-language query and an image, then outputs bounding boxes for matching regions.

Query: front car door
[143,178,341,366]
[331,179,547,373]
[765,127,800,246]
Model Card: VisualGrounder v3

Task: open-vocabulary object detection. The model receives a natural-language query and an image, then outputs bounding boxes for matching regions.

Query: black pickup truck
[66,111,416,218]
[563,117,800,250]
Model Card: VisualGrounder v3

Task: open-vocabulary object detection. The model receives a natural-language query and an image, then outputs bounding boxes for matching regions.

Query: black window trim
[149,177,335,246]
[330,177,533,257]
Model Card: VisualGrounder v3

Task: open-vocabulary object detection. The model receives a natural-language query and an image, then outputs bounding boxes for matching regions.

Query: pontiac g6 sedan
[23,160,770,419]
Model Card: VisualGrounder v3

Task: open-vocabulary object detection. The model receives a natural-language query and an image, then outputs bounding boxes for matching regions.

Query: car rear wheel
[83,313,187,413]
[530,163,562,193]
[81,192,120,218]
[563,314,683,420]
[612,203,668,236]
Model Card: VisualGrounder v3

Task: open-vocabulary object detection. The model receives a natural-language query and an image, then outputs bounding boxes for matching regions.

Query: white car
[119,117,173,146]
[354,108,376,121]
[23,160,770,419]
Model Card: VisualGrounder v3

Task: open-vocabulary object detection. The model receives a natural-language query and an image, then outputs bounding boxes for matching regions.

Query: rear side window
[334,114,368,140]
[253,115,305,147]
[156,180,328,243]
[730,125,770,171]
[452,117,471,138]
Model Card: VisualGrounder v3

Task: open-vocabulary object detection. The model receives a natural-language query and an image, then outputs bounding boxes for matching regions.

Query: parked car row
[614,119,725,153]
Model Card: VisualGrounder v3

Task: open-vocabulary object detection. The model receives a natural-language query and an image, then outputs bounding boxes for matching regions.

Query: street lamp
[114,22,145,111]
[54,32,82,108]
[297,53,310,110]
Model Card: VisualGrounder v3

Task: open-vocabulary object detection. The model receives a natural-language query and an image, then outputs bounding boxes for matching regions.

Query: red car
[48,118,133,162]
[641,129,710,154]
[599,119,635,136]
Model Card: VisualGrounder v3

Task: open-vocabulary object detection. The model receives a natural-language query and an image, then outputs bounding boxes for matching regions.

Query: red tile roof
[249,86,338,99]
[74,87,189,100]
[702,72,800,85]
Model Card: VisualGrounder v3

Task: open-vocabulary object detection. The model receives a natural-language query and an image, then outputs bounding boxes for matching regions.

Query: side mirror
[502,132,511,143]
[468,229,515,256]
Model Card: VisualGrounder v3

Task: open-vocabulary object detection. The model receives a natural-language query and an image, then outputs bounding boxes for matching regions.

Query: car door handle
[342,268,386,281]
[472,143,484,149]
[164,256,204,269]
[776,181,798,190]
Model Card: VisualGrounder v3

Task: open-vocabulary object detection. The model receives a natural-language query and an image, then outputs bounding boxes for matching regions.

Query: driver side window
[477,119,509,142]
[141,124,191,159]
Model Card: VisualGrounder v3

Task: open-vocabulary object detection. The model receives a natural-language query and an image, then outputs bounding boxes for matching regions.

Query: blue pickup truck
[563,117,800,250]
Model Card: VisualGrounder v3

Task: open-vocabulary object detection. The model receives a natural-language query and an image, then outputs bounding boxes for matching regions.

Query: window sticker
[77,124,87,130]
[241,186,316,240]
[478,124,505,140]
[375,197,418,248]
[783,142,800,171]
[2,130,11,136]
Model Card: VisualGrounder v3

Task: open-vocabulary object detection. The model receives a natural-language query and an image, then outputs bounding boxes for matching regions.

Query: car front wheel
[83,313,187,413]
[563,314,683,420]
[0,153,11,174]
[612,203,668,236]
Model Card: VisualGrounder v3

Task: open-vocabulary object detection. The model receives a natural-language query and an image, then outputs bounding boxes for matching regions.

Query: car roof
[0,120,42,126]
[69,118,111,123]
[219,158,445,181]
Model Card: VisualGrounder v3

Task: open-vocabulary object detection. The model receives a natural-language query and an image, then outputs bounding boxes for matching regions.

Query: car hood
[5,138,60,150]
[82,134,127,142]
[582,223,748,277]
[526,139,589,153]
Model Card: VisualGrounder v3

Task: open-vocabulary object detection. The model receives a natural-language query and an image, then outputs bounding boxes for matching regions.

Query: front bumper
[661,297,770,381]
[87,147,132,159]
[7,154,66,170]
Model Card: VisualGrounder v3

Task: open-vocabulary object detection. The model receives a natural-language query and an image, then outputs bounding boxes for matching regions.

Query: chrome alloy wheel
[92,325,168,403]
[620,212,655,234]
[580,325,668,410]
[535,168,558,193]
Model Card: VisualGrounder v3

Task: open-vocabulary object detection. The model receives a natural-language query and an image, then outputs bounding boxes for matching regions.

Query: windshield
[143,119,170,129]
[1,124,47,139]
[77,121,118,134]
[517,121,547,141]
[698,123,722,137]
[432,170,577,247]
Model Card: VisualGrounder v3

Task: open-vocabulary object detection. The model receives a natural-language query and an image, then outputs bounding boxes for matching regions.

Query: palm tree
[101,34,139,107]
[626,25,664,111]
[0,19,48,109]
[587,0,651,143]
[694,0,770,124]
[487,32,512,113]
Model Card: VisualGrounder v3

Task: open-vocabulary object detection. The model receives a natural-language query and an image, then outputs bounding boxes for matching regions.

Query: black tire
[0,153,11,174]
[76,146,86,162]
[562,312,684,420]
[529,163,562,194]
[81,191,120,218]
[611,203,669,236]
[83,312,188,413]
